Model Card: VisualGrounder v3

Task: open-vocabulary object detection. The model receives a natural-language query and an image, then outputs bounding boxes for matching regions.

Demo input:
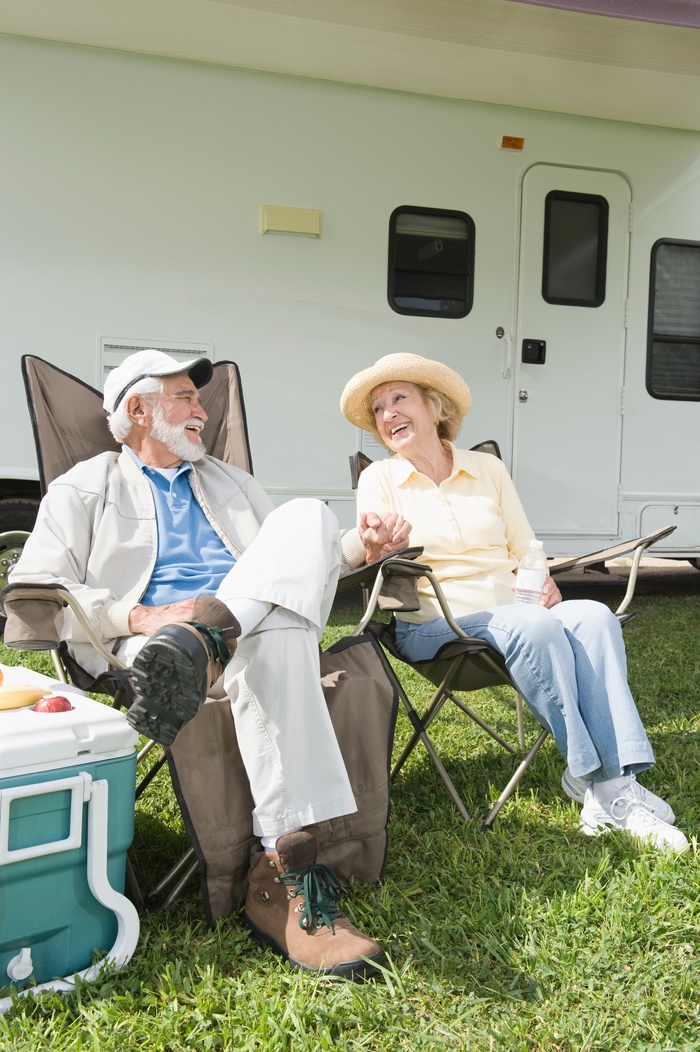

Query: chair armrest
[1,580,68,610]
[352,525,676,637]
[549,524,676,616]
[548,525,676,574]
[353,554,492,645]
[336,546,424,593]
[1,581,128,671]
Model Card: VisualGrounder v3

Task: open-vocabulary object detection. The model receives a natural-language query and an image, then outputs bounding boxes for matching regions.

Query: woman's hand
[539,575,562,608]
[359,511,411,563]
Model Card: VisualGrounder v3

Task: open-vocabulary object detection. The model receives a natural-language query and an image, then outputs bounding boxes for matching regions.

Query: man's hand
[128,599,198,636]
[359,512,411,564]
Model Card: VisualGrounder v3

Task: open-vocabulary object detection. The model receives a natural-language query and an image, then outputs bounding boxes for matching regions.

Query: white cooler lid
[0,663,138,775]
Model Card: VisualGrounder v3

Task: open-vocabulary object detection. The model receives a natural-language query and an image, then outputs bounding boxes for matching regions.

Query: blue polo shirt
[125,447,236,606]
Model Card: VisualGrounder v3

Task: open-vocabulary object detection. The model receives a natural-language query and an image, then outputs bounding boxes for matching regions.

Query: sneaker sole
[563,771,676,825]
[580,818,607,838]
[561,771,588,805]
[242,912,386,982]
[127,627,209,747]
[580,815,689,852]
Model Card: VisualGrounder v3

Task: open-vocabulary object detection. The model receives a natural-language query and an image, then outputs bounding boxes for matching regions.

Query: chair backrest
[470,439,502,460]
[22,356,120,492]
[22,355,253,493]
[349,450,373,490]
[198,361,253,474]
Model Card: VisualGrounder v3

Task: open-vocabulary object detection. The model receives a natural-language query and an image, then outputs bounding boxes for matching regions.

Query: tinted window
[542,191,608,307]
[647,239,700,400]
[388,206,474,318]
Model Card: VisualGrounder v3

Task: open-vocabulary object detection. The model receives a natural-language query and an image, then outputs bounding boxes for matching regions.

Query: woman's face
[370,381,437,455]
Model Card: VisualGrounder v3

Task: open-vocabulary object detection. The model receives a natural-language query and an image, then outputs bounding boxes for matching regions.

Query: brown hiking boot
[127,596,241,747]
[243,831,385,981]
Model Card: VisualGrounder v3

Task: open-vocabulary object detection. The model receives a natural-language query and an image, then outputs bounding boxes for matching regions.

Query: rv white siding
[1,35,698,556]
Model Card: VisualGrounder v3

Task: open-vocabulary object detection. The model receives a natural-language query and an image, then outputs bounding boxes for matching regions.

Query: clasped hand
[359,511,411,564]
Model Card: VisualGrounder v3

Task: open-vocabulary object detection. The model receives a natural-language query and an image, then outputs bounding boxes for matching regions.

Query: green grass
[1,594,699,1051]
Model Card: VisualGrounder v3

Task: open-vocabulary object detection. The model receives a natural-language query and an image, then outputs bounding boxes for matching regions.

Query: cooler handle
[0,772,90,865]
[0,774,140,1014]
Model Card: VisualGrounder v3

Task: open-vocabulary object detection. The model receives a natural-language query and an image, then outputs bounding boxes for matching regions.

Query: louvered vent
[100,336,214,388]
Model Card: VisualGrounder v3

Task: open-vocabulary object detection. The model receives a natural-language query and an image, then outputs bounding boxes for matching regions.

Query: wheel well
[0,496,41,534]
[0,479,41,502]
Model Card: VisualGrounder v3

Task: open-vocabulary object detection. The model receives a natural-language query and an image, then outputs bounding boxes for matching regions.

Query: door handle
[522,339,546,364]
[519,390,529,402]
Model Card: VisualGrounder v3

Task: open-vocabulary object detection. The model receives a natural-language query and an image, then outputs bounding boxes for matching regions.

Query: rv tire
[0,498,40,636]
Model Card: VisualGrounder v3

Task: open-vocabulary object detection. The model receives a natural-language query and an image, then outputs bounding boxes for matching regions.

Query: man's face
[147,373,208,463]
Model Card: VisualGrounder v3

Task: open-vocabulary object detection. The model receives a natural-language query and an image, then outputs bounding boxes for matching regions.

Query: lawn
[1,592,698,1051]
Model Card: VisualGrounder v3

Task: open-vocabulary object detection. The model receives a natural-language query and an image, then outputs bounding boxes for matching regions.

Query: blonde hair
[423,387,463,444]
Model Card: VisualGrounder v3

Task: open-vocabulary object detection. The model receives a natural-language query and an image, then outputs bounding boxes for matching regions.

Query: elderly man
[8,349,409,980]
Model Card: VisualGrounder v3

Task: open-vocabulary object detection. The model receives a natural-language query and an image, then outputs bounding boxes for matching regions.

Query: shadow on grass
[377,761,677,1002]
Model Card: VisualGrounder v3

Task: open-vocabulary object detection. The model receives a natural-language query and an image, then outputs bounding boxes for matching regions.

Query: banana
[0,685,50,710]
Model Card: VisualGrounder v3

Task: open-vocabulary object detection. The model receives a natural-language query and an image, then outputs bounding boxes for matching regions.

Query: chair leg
[125,854,145,913]
[481,728,550,831]
[143,847,201,912]
[391,685,448,777]
[387,650,546,828]
[391,681,471,821]
[135,747,168,799]
[516,693,526,750]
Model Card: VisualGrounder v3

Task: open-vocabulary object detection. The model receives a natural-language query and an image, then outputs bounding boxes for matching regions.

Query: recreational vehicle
[1,2,699,584]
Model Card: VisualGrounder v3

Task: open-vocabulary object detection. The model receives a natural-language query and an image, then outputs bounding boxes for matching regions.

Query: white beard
[150,400,206,462]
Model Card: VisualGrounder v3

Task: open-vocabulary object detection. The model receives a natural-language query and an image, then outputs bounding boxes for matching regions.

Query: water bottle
[513,539,548,605]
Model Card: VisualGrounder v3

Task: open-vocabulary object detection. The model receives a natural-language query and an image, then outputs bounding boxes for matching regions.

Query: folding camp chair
[1,355,401,925]
[349,446,675,829]
[2,354,255,911]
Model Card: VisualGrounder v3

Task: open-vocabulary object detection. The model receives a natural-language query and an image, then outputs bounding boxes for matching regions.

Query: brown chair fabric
[167,633,398,926]
[198,361,253,474]
[21,355,252,492]
[22,356,120,491]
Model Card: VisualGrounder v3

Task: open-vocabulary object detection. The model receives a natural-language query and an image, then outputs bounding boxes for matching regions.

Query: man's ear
[125,393,151,428]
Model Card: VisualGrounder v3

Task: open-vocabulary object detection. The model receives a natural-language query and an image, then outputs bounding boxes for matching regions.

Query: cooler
[0,663,140,1011]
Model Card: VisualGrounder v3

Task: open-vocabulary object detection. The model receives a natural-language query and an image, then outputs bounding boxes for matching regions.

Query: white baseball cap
[103,349,213,413]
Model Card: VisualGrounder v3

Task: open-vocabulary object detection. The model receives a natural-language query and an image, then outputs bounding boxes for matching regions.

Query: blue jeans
[394,599,654,782]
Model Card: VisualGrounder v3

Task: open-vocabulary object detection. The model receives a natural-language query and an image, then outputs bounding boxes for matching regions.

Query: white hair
[106,375,164,443]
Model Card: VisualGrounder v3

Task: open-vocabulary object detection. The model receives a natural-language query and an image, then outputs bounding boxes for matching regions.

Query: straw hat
[340,353,472,431]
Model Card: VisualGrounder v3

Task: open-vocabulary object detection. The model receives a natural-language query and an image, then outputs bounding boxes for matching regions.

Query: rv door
[513,164,631,551]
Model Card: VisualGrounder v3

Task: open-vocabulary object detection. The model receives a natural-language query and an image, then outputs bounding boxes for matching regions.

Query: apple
[33,695,74,713]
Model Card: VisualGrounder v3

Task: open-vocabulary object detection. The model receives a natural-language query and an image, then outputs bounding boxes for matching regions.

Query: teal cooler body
[0,673,139,993]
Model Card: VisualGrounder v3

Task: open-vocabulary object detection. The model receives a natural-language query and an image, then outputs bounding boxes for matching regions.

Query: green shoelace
[279,863,345,933]
[189,621,235,669]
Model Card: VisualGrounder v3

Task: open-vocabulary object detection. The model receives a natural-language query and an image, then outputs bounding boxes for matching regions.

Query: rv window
[388,206,474,318]
[542,191,608,307]
[647,239,700,400]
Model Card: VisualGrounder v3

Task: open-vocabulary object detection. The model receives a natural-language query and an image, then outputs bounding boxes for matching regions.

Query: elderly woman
[340,352,688,852]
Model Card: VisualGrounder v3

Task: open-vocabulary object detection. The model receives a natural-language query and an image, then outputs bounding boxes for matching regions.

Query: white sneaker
[580,786,689,853]
[561,768,676,825]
